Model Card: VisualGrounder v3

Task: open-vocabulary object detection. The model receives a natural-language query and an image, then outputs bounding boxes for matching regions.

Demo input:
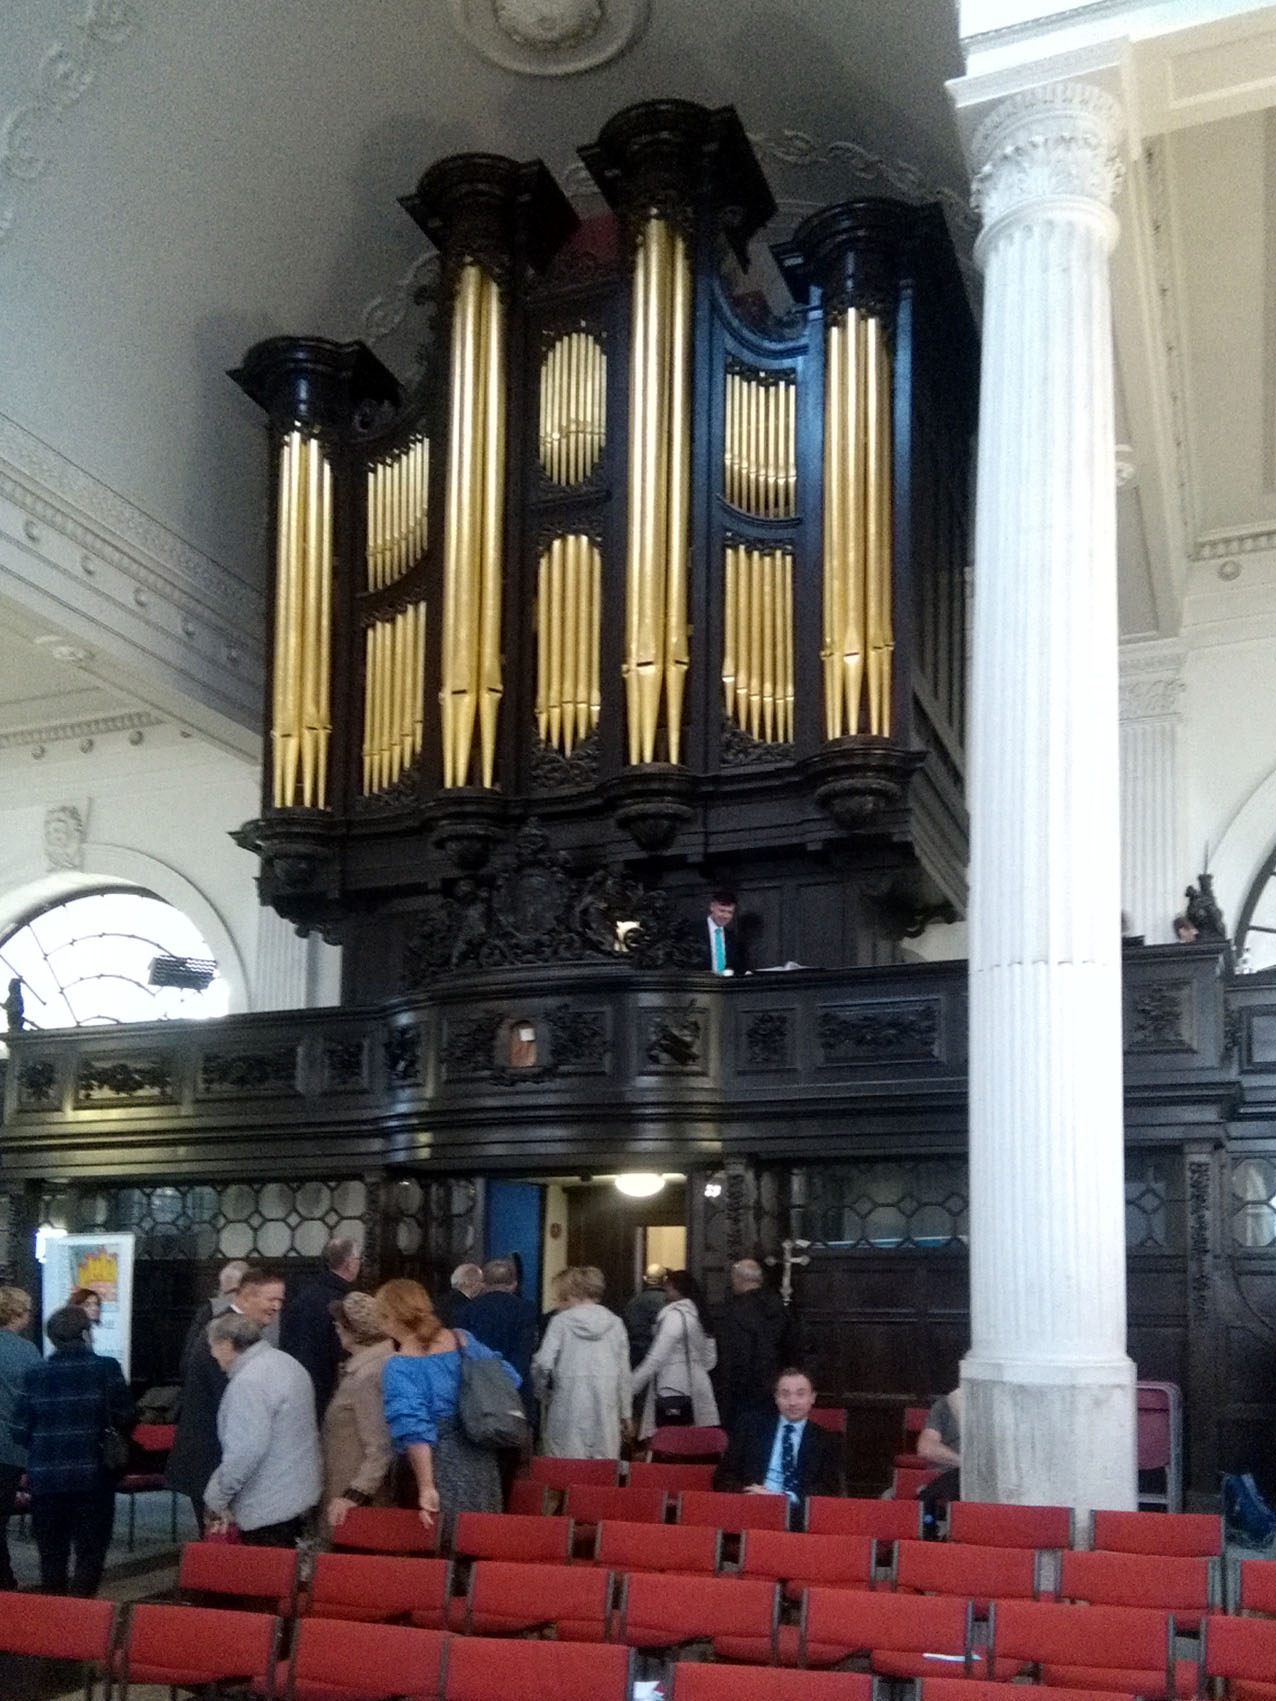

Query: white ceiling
[1,0,1274,741]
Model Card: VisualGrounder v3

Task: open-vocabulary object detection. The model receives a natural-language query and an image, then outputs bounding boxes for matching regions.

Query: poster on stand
[42,1233,135,1380]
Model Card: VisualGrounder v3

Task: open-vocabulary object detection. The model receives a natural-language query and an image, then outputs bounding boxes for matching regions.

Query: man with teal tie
[702,888,746,975]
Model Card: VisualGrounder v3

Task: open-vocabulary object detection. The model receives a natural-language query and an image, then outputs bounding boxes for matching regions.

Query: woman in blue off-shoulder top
[376,1278,516,1533]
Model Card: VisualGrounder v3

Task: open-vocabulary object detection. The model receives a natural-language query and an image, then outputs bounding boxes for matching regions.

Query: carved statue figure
[4,978,26,1034]
[1184,872,1227,943]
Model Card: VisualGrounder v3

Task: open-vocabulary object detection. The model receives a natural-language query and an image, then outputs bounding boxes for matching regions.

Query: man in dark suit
[715,1367,843,1526]
[278,1236,361,1417]
[698,888,747,975]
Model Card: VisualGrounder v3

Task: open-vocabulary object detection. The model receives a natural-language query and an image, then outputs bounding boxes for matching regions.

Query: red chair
[258,1617,446,1701]
[948,1500,1073,1550]
[807,1495,924,1545]
[1058,1548,1218,1629]
[627,1460,717,1493]
[116,1604,281,1697]
[0,1593,117,1701]
[331,1504,438,1554]
[894,1538,1038,1610]
[673,1666,877,1701]
[922,1681,1137,1701]
[177,1540,300,1615]
[595,1518,721,1574]
[618,1570,779,1656]
[1236,1556,1276,1617]
[462,1560,613,1640]
[452,1510,574,1564]
[739,1528,876,1600]
[800,1585,973,1676]
[442,1635,633,1701]
[507,1478,550,1514]
[648,1425,728,1461]
[809,1407,849,1437]
[303,1552,453,1628]
[1089,1508,1222,1557]
[530,1456,621,1490]
[903,1404,930,1446]
[1199,1612,1276,1701]
[678,1488,788,1533]
[116,1421,179,1549]
[564,1483,667,1527]
[892,1465,940,1500]
[985,1598,1194,1697]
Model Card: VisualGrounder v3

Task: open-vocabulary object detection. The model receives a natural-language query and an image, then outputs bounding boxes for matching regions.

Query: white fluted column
[1119,645,1185,944]
[253,906,342,1010]
[962,80,1136,1519]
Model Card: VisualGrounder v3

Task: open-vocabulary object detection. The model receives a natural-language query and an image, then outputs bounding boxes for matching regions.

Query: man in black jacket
[715,1367,843,1525]
[714,1258,795,1426]
[462,1257,538,1416]
[278,1237,361,1417]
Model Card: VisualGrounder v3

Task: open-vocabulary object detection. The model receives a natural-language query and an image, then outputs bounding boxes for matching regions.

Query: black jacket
[714,1287,796,1425]
[165,1334,227,1501]
[278,1268,352,1416]
[714,1408,844,1508]
[462,1290,539,1414]
[694,918,747,974]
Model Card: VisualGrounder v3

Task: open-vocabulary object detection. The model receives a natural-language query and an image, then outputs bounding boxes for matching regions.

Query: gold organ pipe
[623,226,649,762]
[663,227,691,767]
[722,544,737,719]
[535,534,602,756]
[540,332,606,486]
[588,543,601,734]
[761,547,776,743]
[720,544,794,746]
[567,533,584,752]
[780,549,793,740]
[575,532,592,748]
[535,551,549,744]
[440,263,482,786]
[735,541,751,730]
[271,432,295,807]
[547,534,564,749]
[477,268,506,789]
[766,380,778,518]
[867,319,894,736]
[413,602,426,758]
[844,310,868,737]
[316,454,333,807]
[822,322,845,739]
[747,547,763,738]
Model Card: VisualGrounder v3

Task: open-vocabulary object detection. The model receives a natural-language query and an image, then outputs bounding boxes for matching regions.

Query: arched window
[0,889,230,1028]
[1236,844,1276,974]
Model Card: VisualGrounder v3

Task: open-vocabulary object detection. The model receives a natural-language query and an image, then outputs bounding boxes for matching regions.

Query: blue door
[485,1180,542,1298]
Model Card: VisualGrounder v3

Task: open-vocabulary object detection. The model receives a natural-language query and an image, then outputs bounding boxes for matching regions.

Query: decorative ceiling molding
[1195,526,1276,560]
[747,129,977,238]
[0,0,143,247]
[0,708,163,753]
[448,0,647,76]
[1118,639,1186,722]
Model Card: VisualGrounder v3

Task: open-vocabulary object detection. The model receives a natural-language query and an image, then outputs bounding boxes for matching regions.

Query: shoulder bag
[654,1311,694,1428]
[456,1331,530,1449]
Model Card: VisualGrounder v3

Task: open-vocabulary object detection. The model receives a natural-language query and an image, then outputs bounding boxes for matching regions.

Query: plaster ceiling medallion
[34,633,95,666]
[448,0,647,76]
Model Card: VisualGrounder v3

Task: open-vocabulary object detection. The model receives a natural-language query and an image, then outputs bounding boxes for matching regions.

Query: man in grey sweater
[202,1312,320,1546]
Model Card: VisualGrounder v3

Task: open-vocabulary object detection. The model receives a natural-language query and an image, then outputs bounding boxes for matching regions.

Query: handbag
[1222,1471,1276,1548]
[654,1311,695,1428]
[456,1331,530,1449]
[101,1426,130,1473]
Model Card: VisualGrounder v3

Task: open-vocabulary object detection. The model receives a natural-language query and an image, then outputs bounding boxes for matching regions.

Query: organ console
[232,100,978,1000]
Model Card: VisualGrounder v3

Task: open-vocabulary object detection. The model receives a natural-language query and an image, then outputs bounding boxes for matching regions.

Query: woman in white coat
[532,1266,633,1459]
[632,1270,719,1441]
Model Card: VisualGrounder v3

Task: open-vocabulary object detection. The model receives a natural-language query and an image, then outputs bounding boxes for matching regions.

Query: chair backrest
[620,1572,779,1649]
[1089,1509,1221,1557]
[895,1539,1038,1604]
[987,1599,1174,1684]
[807,1495,923,1543]
[466,1561,613,1639]
[0,1592,116,1660]
[1201,1613,1276,1684]
[443,1634,633,1701]
[1136,1384,1175,1471]
[672,1663,876,1701]
[122,1603,279,1686]
[507,1479,550,1515]
[530,1456,621,1490]
[177,1541,298,1609]
[595,1518,720,1574]
[678,1488,788,1533]
[307,1552,453,1623]
[892,1465,939,1500]
[565,1483,667,1525]
[802,1586,972,1669]
[289,1617,446,1701]
[903,1405,930,1442]
[808,1407,849,1437]
[627,1460,717,1493]
[331,1504,438,1553]
[131,1422,176,1453]
[1235,1555,1276,1617]
[453,1511,574,1564]
[739,1528,875,1592]
[1058,1548,1217,1616]
[921,1680,1136,1701]
[648,1425,728,1460]
[948,1501,1073,1550]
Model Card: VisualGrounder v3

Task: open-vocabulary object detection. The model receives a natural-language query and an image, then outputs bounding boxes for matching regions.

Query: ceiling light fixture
[614,1172,665,1198]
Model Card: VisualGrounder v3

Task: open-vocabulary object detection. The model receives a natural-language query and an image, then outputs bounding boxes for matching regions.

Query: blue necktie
[781,1422,798,1499]
[712,924,726,973]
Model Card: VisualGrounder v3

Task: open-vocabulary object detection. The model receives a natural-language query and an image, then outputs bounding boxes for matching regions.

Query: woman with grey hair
[531,1266,632,1459]
[202,1310,321,1547]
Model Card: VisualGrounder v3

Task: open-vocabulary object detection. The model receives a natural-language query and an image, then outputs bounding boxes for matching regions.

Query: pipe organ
[233,102,977,994]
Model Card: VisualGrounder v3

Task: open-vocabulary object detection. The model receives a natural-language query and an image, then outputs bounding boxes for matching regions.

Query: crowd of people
[0,1242,845,1594]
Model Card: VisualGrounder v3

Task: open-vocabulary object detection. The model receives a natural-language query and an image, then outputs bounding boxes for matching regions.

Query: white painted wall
[0,730,338,1012]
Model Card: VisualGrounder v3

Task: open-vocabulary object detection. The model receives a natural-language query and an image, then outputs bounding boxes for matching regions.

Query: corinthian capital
[971,81,1125,236]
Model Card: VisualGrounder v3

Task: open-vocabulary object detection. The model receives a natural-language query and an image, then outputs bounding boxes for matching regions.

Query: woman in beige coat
[321,1291,395,1533]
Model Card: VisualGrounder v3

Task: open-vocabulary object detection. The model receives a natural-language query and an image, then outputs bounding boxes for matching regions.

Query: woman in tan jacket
[321,1291,395,1533]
